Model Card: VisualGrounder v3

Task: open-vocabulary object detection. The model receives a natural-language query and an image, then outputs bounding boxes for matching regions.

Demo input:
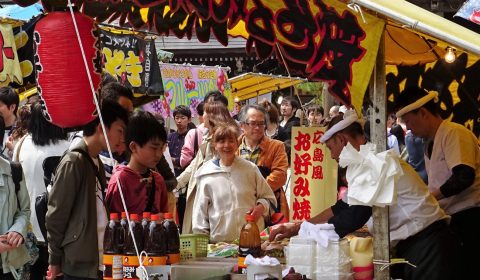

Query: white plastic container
[287,237,316,278]
[314,239,352,280]
[316,239,350,263]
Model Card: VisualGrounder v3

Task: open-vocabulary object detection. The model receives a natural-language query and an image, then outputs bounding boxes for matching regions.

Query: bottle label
[104,254,123,280]
[237,256,248,274]
[237,246,261,274]
[142,256,167,266]
[167,253,181,264]
[122,256,140,280]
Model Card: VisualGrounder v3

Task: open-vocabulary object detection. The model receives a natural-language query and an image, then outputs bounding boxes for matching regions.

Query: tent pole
[369,30,390,280]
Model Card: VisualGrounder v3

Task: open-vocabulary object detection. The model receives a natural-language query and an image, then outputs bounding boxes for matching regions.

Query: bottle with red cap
[238,214,261,274]
[163,212,180,264]
[144,214,167,266]
[122,214,143,280]
[103,213,123,280]
[119,212,128,252]
[141,212,151,246]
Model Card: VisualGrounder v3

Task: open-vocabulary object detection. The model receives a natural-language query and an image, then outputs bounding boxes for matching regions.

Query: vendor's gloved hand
[269,222,301,241]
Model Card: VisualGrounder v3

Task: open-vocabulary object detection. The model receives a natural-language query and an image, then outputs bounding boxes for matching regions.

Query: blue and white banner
[455,0,480,25]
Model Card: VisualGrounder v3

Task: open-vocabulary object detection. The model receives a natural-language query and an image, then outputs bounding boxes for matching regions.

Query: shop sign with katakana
[98,29,163,96]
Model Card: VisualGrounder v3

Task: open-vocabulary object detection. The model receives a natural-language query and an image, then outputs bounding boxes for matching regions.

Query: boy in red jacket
[106,111,169,216]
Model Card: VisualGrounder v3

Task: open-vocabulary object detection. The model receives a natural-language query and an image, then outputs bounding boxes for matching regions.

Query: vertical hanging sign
[290,127,337,222]
[0,23,22,87]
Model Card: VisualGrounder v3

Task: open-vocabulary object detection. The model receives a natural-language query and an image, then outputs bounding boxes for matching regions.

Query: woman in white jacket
[192,123,276,243]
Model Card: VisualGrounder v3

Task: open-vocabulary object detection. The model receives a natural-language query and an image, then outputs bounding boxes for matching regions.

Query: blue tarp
[0,3,43,21]
[455,0,480,25]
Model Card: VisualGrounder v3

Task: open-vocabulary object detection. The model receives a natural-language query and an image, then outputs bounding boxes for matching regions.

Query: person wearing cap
[395,86,480,277]
[269,110,459,279]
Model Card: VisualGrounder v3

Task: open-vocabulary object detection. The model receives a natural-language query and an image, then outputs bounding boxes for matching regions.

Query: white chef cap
[320,109,362,143]
[395,91,438,118]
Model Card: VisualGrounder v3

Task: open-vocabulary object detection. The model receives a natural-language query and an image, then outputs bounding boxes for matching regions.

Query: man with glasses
[238,105,290,223]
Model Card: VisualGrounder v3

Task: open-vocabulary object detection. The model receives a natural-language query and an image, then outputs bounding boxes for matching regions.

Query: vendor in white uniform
[270,111,459,279]
[395,86,480,278]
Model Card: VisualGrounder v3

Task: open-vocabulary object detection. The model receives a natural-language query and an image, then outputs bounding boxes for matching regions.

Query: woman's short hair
[213,123,240,144]
[204,101,237,132]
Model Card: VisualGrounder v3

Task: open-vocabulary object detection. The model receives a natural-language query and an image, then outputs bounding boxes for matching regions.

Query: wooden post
[369,31,390,279]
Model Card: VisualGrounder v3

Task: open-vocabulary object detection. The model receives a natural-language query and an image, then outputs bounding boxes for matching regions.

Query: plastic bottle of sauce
[144,214,167,266]
[141,212,151,246]
[119,212,128,252]
[163,212,180,264]
[238,214,261,274]
[123,214,143,280]
[103,213,123,280]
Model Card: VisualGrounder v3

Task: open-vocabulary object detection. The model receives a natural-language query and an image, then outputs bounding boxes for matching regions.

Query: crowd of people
[0,82,479,280]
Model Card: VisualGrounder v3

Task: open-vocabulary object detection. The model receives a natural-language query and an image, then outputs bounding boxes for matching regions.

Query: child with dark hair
[106,111,169,216]
[168,105,192,176]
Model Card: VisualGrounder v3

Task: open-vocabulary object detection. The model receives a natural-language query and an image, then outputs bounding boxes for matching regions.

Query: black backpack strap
[71,148,106,200]
[42,156,62,189]
[193,129,199,155]
[10,161,23,194]
[10,161,23,207]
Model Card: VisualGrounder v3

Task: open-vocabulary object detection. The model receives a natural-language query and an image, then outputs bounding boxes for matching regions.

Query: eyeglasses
[245,121,266,128]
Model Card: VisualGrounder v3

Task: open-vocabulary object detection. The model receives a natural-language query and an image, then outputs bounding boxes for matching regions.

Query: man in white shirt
[395,86,480,278]
[270,112,460,279]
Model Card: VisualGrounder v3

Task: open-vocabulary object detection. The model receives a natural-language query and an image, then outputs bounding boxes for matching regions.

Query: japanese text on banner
[290,127,337,222]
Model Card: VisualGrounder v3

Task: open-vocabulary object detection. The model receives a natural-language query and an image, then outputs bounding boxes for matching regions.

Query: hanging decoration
[34,11,101,128]
[11,16,42,88]
[12,0,385,110]
[0,23,23,87]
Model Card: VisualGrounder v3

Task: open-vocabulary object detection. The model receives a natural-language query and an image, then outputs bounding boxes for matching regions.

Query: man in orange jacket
[237,104,290,223]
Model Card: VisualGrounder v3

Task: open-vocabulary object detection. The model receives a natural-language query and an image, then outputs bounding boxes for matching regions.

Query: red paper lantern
[34,11,101,128]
